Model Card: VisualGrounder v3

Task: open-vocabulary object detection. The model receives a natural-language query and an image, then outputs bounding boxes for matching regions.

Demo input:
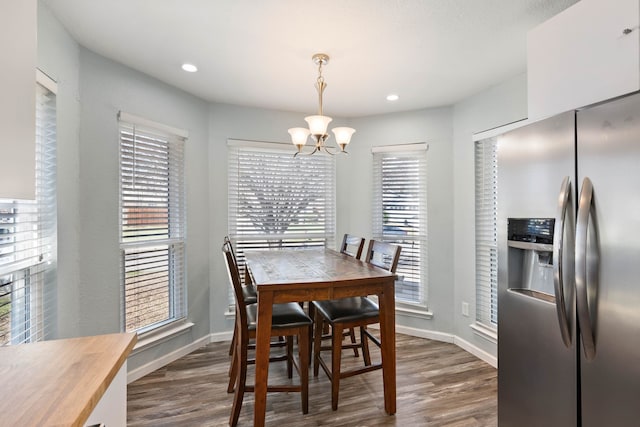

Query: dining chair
[225,236,258,356]
[225,236,287,382]
[338,234,366,355]
[311,239,401,410]
[223,241,312,427]
[309,233,366,359]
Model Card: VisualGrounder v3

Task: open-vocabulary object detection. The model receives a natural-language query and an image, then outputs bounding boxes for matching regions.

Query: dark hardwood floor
[127,333,497,426]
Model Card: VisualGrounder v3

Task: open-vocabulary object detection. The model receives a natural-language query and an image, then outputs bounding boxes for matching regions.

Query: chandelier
[288,53,355,157]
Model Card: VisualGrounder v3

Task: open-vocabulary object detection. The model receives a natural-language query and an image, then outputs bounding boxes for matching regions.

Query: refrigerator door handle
[576,177,597,361]
[553,176,572,347]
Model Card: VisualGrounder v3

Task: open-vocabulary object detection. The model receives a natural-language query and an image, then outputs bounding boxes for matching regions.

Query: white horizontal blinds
[372,146,428,306]
[0,82,57,345]
[227,141,336,306]
[119,115,186,333]
[474,137,498,329]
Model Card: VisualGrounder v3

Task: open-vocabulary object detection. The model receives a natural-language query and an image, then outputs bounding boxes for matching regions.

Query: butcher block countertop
[0,332,137,426]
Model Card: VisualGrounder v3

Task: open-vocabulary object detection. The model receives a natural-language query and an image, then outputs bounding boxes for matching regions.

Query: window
[227,139,336,305]
[474,137,498,329]
[118,113,186,333]
[372,143,428,307]
[0,75,57,345]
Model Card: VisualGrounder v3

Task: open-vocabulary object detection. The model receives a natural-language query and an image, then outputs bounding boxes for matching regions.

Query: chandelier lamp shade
[288,53,356,156]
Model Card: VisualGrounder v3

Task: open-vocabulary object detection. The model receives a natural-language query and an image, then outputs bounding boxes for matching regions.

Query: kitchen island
[0,332,136,426]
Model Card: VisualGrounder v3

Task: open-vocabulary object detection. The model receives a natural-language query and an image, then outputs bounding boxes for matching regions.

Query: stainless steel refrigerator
[496,91,640,426]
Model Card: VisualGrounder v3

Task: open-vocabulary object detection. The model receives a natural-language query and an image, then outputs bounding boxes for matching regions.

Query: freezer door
[497,111,577,427]
[577,92,640,427]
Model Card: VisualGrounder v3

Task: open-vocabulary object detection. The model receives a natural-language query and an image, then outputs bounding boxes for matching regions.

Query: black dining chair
[311,239,401,410]
[224,240,312,427]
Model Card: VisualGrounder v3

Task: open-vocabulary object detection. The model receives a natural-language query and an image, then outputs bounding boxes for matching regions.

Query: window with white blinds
[0,79,57,346]
[372,144,428,307]
[227,140,336,306]
[118,113,186,334]
[474,137,498,329]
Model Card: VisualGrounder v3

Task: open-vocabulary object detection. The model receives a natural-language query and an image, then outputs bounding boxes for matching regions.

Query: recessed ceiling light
[181,63,198,73]
[386,94,399,101]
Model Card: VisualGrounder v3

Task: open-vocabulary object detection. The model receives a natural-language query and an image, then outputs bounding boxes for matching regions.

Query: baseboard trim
[210,330,234,343]
[393,324,455,343]
[127,334,211,384]
[127,326,496,385]
[453,335,497,368]
[388,324,497,368]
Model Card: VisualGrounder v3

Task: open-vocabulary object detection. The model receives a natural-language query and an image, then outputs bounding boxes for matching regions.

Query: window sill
[131,320,194,355]
[396,305,433,320]
[470,322,497,344]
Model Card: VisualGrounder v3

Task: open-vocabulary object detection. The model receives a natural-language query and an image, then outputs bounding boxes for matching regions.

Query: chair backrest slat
[222,240,248,320]
[224,235,239,269]
[340,234,365,259]
[364,240,401,273]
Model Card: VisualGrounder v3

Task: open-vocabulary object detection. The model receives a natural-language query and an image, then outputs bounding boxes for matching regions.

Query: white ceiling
[43,0,578,118]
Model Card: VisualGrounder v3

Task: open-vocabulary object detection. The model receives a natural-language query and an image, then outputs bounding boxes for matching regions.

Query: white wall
[38,1,213,372]
[1,0,36,200]
[38,0,531,373]
[348,108,455,333]
[452,73,528,357]
[337,76,528,358]
[38,1,81,338]
[207,103,351,333]
[77,48,211,370]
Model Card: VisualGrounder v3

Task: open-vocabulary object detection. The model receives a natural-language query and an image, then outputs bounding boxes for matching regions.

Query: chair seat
[313,297,379,324]
[242,285,257,304]
[246,302,312,330]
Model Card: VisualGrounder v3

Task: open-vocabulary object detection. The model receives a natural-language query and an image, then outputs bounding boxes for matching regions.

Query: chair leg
[298,326,310,414]
[308,303,315,365]
[227,337,239,393]
[360,326,372,366]
[229,334,248,427]
[331,323,343,411]
[228,315,242,393]
[348,327,359,357]
[287,336,294,379]
[313,311,323,377]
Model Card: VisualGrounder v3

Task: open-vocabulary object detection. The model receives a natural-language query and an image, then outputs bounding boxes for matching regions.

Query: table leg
[379,281,396,415]
[254,290,274,427]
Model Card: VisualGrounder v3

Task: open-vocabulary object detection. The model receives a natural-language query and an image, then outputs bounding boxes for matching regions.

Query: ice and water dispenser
[507,218,556,302]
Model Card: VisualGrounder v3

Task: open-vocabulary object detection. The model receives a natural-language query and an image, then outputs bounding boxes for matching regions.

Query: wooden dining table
[243,247,397,426]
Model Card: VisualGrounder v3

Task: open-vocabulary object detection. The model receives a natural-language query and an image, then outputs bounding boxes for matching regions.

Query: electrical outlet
[462,301,469,317]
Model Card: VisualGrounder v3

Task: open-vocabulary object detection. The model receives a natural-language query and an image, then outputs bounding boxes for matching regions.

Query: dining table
[243,247,397,426]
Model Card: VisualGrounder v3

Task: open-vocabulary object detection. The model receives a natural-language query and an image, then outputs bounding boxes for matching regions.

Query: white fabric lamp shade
[305,115,332,136]
[288,127,310,147]
[332,127,356,147]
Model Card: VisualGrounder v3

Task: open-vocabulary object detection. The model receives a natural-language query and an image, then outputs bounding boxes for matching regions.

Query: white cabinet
[527,0,640,120]
[0,0,36,199]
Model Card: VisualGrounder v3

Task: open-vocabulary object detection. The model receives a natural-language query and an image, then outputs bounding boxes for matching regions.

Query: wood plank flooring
[127,333,497,426]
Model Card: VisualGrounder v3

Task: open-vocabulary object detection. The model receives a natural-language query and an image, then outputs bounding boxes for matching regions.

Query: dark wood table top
[245,248,395,290]
[244,247,397,426]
